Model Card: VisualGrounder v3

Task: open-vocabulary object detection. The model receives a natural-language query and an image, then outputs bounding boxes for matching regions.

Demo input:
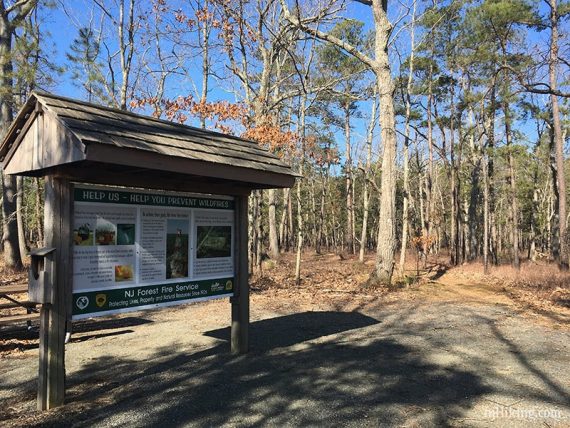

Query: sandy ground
[1,254,570,427]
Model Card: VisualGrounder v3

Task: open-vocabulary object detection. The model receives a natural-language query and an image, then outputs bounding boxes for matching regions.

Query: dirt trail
[422,268,570,330]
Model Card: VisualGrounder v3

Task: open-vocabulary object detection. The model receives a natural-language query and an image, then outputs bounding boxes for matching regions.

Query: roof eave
[84,143,297,189]
[0,94,38,164]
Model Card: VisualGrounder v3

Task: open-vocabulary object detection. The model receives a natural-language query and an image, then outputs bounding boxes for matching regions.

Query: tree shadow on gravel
[27,310,492,427]
[0,317,153,353]
[72,316,154,334]
[204,311,382,351]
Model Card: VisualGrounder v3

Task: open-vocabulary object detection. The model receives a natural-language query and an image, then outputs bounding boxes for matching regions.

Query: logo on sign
[225,280,233,291]
[96,294,107,307]
[76,296,89,310]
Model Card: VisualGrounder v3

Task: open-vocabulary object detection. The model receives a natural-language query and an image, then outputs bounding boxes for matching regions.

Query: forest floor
[1,252,569,427]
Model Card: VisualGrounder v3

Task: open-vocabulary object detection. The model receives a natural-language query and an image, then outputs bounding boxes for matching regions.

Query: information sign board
[71,186,235,319]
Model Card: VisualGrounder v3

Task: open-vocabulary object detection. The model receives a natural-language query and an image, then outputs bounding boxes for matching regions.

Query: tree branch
[279,0,377,70]
[499,64,570,98]
[7,0,37,27]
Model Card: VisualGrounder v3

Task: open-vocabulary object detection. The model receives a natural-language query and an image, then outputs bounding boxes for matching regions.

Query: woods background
[0,0,569,285]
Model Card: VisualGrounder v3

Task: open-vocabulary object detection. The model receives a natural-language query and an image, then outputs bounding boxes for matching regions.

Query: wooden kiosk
[0,92,296,410]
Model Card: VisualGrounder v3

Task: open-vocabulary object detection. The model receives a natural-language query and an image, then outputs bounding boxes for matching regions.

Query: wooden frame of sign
[0,92,296,410]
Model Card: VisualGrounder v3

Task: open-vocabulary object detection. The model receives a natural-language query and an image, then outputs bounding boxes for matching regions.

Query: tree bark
[449,80,461,265]
[344,103,354,253]
[295,93,307,285]
[483,150,490,274]
[398,4,415,274]
[268,189,279,259]
[359,93,377,263]
[504,100,520,269]
[372,0,397,284]
[0,9,25,270]
[278,188,289,251]
[549,0,567,269]
[35,177,43,245]
[16,176,26,259]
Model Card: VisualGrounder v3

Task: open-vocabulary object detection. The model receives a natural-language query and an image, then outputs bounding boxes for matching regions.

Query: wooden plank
[0,97,36,162]
[39,95,264,152]
[2,108,40,170]
[38,177,72,410]
[65,125,293,175]
[5,109,86,176]
[0,284,28,294]
[0,313,40,325]
[231,193,249,354]
[42,97,279,160]
[60,115,288,168]
[50,106,285,163]
[85,144,297,189]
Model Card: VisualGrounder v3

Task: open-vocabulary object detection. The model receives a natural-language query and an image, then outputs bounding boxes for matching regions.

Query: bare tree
[0,0,38,270]
[547,0,567,269]
[281,0,399,283]
[398,0,416,274]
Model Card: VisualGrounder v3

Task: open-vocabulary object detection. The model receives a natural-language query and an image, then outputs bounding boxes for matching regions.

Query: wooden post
[38,177,72,410]
[231,193,249,354]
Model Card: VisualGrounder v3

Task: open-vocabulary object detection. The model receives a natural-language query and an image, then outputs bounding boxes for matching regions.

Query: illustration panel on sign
[193,210,234,279]
[117,224,135,245]
[95,219,117,245]
[166,219,189,279]
[196,226,231,259]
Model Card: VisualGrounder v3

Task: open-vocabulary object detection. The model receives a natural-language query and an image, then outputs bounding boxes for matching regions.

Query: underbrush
[495,264,570,308]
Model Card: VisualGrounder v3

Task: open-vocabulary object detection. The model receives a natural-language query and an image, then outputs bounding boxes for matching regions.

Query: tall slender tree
[281,0,400,284]
[0,0,38,270]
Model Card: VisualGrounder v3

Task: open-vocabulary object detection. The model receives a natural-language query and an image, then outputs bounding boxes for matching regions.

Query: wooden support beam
[231,193,250,354]
[38,177,72,410]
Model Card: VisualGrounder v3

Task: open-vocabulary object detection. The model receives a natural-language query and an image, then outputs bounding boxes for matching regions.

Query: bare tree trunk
[449,81,461,265]
[295,94,307,285]
[0,10,25,270]
[33,177,43,245]
[118,0,135,110]
[483,151,490,274]
[373,0,397,284]
[268,189,279,259]
[426,71,434,246]
[279,0,397,283]
[317,160,330,254]
[529,182,539,262]
[549,0,567,269]
[16,176,26,259]
[255,190,263,272]
[248,193,255,274]
[344,104,354,254]
[199,0,210,129]
[310,178,317,249]
[504,101,519,269]
[287,188,293,251]
[278,188,289,251]
[398,3,415,274]
[467,105,480,260]
[359,93,377,263]
[488,82,498,265]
